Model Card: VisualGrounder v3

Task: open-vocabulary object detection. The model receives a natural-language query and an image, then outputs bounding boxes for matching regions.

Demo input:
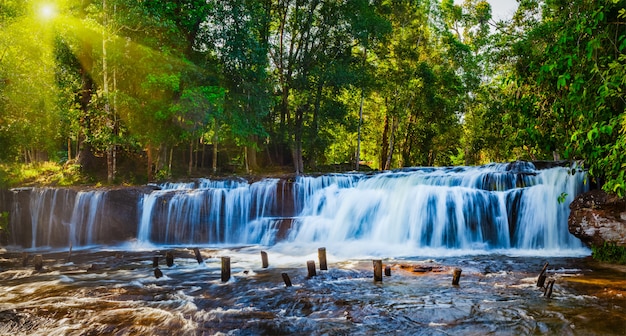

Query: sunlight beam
[38,3,58,21]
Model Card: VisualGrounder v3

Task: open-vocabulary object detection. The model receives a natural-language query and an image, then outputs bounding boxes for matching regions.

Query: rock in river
[568,189,626,247]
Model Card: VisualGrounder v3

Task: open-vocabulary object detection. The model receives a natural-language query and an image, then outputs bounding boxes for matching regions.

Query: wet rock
[101,187,152,242]
[568,190,626,247]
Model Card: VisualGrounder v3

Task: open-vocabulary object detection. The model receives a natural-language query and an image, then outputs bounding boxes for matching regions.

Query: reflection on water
[1,246,624,335]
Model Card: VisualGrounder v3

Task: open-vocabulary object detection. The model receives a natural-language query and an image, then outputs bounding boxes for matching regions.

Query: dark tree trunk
[380,109,390,170]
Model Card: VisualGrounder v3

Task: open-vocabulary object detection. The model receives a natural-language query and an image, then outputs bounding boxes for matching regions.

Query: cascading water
[136,178,282,245]
[284,162,588,257]
[23,189,107,248]
[7,161,588,256]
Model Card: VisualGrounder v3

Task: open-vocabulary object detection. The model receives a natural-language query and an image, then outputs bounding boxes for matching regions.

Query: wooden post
[452,268,462,286]
[261,251,269,268]
[318,247,327,271]
[281,272,292,287]
[307,260,317,278]
[193,248,203,264]
[154,268,163,279]
[544,279,555,298]
[152,256,159,268]
[21,253,30,267]
[373,260,383,282]
[33,254,43,271]
[385,265,391,277]
[537,262,549,288]
[165,251,174,267]
[221,256,231,282]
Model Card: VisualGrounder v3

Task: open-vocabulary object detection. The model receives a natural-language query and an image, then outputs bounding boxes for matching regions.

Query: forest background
[0,0,624,197]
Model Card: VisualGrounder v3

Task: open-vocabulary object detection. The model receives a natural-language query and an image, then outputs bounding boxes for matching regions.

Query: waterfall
[6,161,588,255]
[28,188,74,248]
[68,191,105,247]
[24,189,106,248]
[137,178,281,245]
[285,162,588,255]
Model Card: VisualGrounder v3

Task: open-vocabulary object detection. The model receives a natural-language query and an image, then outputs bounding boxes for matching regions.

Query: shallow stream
[1,246,624,335]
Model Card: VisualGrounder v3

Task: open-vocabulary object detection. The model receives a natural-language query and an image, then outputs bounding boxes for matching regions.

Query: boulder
[568,190,626,247]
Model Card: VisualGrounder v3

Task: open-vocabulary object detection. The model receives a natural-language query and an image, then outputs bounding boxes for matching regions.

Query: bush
[592,242,626,264]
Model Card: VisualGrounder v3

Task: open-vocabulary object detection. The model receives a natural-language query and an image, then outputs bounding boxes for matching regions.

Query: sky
[455,0,520,21]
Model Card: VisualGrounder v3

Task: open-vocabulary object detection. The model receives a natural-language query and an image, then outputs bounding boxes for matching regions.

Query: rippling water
[1,246,624,335]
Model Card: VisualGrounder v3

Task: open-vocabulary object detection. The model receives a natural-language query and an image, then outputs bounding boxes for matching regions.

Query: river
[0,162,624,335]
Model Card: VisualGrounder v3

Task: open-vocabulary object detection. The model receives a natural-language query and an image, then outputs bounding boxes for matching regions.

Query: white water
[137,178,280,245]
[24,189,105,248]
[284,162,588,257]
[10,162,589,257]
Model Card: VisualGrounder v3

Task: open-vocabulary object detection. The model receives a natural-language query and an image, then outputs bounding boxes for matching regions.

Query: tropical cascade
[3,161,588,255]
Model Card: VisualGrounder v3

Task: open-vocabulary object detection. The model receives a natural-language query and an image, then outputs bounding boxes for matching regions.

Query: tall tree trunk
[146,144,153,181]
[293,107,304,174]
[77,1,94,171]
[103,0,114,184]
[385,116,397,170]
[247,135,258,172]
[168,147,173,174]
[356,47,367,171]
[380,109,390,170]
[356,90,364,171]
[67,138,72,162]
[244,146,249,174]
[308,79,323,170]
[212,121,219,174]
[201,136,206,169]
[194,138,199,170]
[112,60,117,181]
[188,140,193,176]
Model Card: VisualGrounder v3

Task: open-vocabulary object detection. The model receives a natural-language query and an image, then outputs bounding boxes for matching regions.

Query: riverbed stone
[568,189,626,247]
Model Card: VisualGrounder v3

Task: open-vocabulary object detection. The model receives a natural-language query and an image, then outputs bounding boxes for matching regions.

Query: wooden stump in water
[153,256,159,268]
[544,279,555,298]
[165,251,174,267]
[452,268,462,286]
[281,272,292,287]
[33,254,43,271]
[537,262,549,288]
[154,267,163,279]
[193,248,203,264]
[318,247,327,271]
[385,265,391,277]
[21,253,30,267]
[221,256,231,282]
[307,260,317,278]
[261,251,269,268]
[373,260,383,282]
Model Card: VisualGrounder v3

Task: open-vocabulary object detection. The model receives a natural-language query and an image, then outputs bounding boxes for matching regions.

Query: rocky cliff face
[568,190,626,247]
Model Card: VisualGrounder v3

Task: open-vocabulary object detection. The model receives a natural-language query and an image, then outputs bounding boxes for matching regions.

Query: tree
[202,0,272,173]
[0,1,62,162]
[503,0,626,196]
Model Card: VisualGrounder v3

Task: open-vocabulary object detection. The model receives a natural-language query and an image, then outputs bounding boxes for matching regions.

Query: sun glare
[39,4,58,20]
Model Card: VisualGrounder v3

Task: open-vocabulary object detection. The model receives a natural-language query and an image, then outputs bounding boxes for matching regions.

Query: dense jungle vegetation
[0,0,624,196]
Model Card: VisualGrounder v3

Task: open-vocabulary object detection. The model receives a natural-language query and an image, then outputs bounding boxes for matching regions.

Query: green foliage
[0,0,625,184]
[500,0,626,197]
[0,162,85,188]
[592,242,626,264]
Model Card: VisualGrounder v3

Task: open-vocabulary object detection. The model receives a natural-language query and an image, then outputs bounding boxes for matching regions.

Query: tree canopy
[0,0,624,196]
